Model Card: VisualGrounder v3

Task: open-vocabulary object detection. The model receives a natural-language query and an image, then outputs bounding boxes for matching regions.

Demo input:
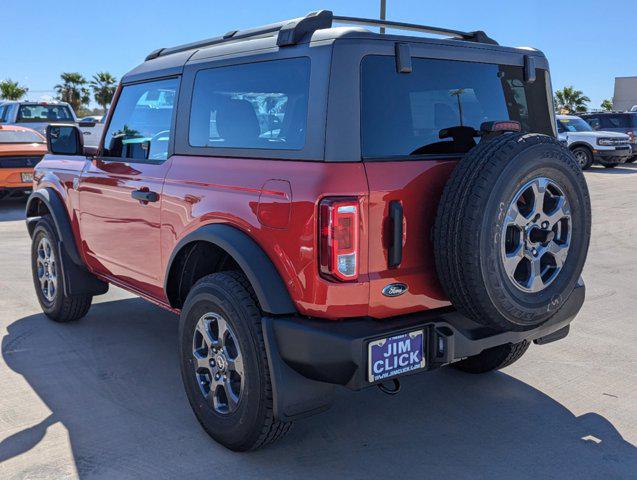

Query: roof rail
[332,16,498,45]
[144,10,497,61]
[145,10,333,61]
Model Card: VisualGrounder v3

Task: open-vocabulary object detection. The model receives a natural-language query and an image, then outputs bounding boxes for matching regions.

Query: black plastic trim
[267,281,585,390]
[164,224,296,315]
[25,188,108,296]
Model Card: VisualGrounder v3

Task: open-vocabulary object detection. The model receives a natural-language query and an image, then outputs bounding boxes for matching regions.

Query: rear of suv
[580,111,637,163]
[26,11,591,451]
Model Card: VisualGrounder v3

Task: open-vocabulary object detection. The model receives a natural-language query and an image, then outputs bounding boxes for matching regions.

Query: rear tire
[178,271,291,451]
[433,133,591,331]
[571,146,593,170]
[31,216,92,322]
[452,341,530,374]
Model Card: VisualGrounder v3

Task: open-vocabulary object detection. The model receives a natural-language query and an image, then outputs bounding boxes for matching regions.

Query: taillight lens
[319,198,360,281]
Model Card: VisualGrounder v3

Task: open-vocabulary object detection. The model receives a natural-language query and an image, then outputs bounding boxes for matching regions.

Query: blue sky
[1,0,634,109]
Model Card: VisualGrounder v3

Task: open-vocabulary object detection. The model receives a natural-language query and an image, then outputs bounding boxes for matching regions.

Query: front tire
[571,146,593,170]
[31,216,92,322]
[178,271,291,451]
[452,341,530,374]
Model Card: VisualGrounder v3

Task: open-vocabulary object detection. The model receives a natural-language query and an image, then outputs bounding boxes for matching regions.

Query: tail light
[319,198,360,281]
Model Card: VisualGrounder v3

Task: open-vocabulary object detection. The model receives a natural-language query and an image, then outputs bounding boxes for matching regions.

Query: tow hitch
[377,378,401,395]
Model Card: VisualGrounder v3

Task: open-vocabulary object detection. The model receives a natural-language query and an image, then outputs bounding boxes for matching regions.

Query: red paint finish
[364,160,457,318]
[34,151,460,321]
[161,155,370,319]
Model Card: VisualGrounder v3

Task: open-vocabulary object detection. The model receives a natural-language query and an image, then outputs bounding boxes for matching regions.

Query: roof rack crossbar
[144,10,497,61]
[332,15,498,45]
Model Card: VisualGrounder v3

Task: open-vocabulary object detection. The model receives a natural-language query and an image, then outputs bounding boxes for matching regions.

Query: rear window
[189,57,310,150]
[361,56,553,158]
[17,104,74,123]
[0,129,44,143]
[598,114,637,129]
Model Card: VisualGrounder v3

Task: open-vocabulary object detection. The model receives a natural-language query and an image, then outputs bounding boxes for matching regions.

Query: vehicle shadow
[586,163,637,174]
[0,197,27,222]
[2,298,635,479]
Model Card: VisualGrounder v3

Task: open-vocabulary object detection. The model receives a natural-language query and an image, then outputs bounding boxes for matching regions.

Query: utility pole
[380,0,386,34]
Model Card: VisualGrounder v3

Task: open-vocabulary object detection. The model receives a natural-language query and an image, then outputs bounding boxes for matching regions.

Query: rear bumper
[262,280,584,421]
[267,280,584,390]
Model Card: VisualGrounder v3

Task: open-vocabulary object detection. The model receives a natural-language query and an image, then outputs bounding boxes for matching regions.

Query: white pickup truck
[0,101,104,147]
[556,114,632,169]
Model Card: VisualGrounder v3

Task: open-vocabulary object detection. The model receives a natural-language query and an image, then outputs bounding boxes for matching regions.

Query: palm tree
[601,99,613,111]
[0,79,28,100]
[90,72,117,113]
[55,72,90,112]
[554,86,590,114]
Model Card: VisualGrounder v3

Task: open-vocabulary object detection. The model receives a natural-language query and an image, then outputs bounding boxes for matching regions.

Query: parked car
[556,114,631,169]
[0,125,46,200]
[77,115,106,148]
[0,101,103,147]
[25,11,591,451]
[579,111,637,163]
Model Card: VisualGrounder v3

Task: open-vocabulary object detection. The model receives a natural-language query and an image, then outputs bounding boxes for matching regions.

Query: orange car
[0,125,47,200]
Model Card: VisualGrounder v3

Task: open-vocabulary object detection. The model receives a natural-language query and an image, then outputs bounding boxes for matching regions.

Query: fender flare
[25,188,108,296]
[26,188,83,266]
[568,141,593,152]
[165,224,296,315]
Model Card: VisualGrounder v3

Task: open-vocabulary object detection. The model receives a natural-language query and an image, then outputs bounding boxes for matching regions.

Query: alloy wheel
[36,236,58,302]
[192,312,245,414]
[501,177,571,293]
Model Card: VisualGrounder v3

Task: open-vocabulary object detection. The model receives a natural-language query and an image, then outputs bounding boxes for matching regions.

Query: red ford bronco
[26,11,591,451]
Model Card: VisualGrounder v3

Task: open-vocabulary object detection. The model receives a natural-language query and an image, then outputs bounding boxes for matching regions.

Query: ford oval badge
[382,283,408,297]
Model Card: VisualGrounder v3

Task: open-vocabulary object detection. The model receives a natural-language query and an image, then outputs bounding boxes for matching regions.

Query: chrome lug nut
[542,221,549,229]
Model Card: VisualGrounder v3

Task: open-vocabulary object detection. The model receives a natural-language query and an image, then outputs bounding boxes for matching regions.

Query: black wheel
[31,216,92,322]
[178,271,291,451]
[433,133,591,331]
[571,146,593,170]
[452,341,530,374]
[627,156,636,163]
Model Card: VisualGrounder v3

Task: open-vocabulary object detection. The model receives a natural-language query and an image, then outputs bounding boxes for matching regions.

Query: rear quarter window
[188,57,310,150]
[361,56,552,158]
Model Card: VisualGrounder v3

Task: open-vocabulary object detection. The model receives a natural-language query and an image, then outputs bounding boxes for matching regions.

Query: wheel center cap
[215,354,227,371]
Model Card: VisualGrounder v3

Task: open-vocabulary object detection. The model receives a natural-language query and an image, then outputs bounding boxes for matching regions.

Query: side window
[0,105,7,123]
[102,78,178,162]
[189,57,310,150]
[587,117,601,130]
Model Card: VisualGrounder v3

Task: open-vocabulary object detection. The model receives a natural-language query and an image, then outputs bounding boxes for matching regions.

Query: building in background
[613,77,637,111]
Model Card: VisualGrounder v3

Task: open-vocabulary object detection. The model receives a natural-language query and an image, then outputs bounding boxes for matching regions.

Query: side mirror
[79,121,96,128]
[46,124,84,155]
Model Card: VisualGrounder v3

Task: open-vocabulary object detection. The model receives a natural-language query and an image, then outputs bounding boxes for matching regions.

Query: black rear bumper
[262,280,585,421]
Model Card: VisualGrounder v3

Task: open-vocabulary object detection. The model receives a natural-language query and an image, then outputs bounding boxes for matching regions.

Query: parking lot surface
[0,165,636,479]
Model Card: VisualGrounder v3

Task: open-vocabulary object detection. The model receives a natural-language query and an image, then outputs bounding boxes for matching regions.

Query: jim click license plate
[367,330,426,382]
[21,172,33,182]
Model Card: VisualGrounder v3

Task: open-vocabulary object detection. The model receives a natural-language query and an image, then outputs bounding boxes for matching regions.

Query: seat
[216,99,260,147]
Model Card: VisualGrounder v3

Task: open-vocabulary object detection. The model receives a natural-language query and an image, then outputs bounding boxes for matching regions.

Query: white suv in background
[556,114,632,169]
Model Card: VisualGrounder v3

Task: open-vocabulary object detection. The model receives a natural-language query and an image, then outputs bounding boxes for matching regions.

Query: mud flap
[262,316,335,422]
[57,240,109,297]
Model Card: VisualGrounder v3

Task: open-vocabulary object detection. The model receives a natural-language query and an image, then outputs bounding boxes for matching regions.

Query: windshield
[0,129,45,143]
[557,117,592,133]
[17,104,74,123]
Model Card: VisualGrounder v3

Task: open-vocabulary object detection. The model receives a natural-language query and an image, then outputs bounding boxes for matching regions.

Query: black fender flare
[568,142,593,153]
[26,188,83,265]
[25,188,108,296]
[165,224,296,315]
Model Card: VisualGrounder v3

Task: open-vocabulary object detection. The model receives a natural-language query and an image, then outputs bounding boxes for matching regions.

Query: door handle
[131,189,159,203]
[388,201,403,268]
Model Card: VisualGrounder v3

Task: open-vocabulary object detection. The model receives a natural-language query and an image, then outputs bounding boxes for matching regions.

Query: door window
[102,78,179,162]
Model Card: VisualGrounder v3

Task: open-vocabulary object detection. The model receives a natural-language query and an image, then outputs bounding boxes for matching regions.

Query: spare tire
[433,133,591,331]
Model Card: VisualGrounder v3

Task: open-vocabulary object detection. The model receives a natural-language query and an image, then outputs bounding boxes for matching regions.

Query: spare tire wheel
[433,133,591,331]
